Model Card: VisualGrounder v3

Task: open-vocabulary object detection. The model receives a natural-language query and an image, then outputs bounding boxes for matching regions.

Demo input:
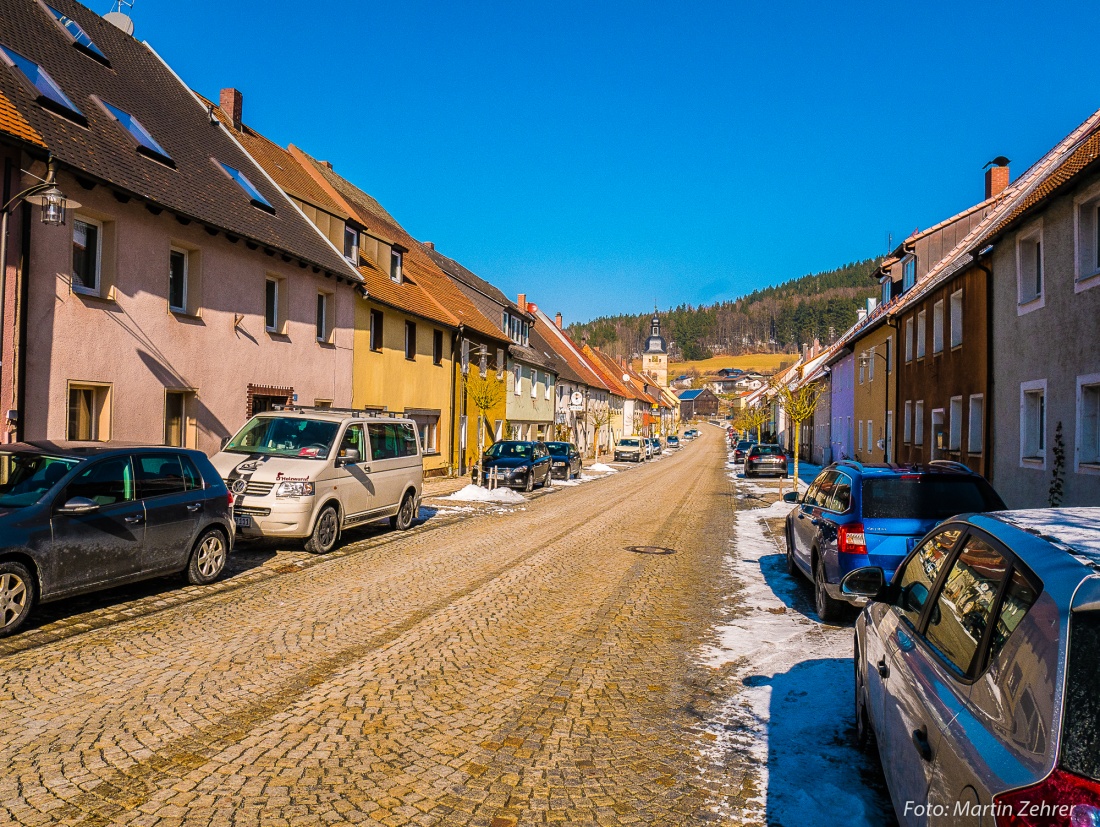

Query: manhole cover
[625,546,676,555]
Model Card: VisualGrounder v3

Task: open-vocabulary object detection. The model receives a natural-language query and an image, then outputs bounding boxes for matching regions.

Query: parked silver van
[210,408,423,553]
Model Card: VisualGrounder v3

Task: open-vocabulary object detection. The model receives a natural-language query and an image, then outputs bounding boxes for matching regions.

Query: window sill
[1075,270,1100,294]
[1017,295,1045,316]
[950,344,963,352]
[170,308,203,321]
[316,338,335,349]
[1021,456,1046,470]
[1077,462,1100,475]
[72,285,116,304]
[266,330,290,342]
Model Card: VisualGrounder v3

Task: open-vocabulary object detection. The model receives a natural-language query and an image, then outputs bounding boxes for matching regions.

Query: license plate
[234,514,252,528]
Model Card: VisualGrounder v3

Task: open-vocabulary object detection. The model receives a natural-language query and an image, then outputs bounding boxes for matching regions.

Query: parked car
[648,437,662,456]
[744,444,787,478]
[732,439,755,463]
[614,438,645,462]
[844,508,1100,826]
[666,435,680,449]
[471,440,551,491]
[0,442,233,638]
[783,460,1006,621]
[210,409,423,554]
[545,441,582,480]
[683,429,698,440]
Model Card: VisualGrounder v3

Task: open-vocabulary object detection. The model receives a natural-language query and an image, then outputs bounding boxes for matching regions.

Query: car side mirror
[841,566,887,601]
[782,491,800,504]
[220,436,230,450]
[58,496,99,515]
[337,448,360,467]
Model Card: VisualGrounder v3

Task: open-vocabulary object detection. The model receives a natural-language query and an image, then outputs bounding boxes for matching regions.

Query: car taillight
[227,490,235,507]
[993,768,1100,826]
[837,523,867,555]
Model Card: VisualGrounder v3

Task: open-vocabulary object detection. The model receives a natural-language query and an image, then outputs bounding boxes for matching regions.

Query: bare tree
[770,373,827,489]
[589,405,613,462]
[467,372,506,485]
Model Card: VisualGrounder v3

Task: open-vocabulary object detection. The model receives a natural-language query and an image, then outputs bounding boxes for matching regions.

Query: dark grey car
[0,442,234,637]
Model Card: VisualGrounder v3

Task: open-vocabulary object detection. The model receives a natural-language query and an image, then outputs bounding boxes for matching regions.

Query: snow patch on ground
[696,478,893,825]
[587,463,617,474]
[442,484,526,504]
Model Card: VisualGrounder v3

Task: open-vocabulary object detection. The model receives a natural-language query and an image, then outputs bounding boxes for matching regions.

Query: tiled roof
[582,345,641,400]
[0,0,358,279]
[528,307,610,391]
[421,245,533,321]
[291,148,509,342]
[0,87,43,147]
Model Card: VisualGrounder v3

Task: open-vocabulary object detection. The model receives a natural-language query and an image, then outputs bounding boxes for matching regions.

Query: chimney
[517,293,526,312]
[985,160,1010,199]
[857,308,868,322]
[219,88,243,131]
[320,160,333,170]
[555,312,563,329]
[423,241,435,250]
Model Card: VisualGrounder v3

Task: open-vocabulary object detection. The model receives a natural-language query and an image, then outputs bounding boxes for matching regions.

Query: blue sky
[134,0,1097,323]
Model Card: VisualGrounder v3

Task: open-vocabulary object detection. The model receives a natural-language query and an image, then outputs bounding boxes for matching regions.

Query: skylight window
[216,161,274,213]
[0,43,85,122]
[45,5,108,63]
[100,99,173,165]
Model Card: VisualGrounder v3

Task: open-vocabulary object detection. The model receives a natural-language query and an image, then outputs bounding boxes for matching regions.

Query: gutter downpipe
[453,324,465,477]
[14,194,29,443]
[972,247,995,482]
[0,158,10,441]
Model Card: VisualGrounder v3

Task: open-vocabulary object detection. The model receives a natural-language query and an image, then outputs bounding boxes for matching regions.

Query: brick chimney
[219,88,243,131]
[423,241,435,250]
[555,312,563,329]
[985,162,1010,199]
[517,293,526,312]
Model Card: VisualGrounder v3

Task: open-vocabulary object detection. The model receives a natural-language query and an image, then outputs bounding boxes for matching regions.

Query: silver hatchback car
[844,507,1100,826]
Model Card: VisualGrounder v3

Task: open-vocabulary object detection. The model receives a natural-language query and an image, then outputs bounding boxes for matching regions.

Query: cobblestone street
[0,428,768,827]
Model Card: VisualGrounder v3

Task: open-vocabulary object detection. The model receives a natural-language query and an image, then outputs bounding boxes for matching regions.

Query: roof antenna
[103,0,136,35]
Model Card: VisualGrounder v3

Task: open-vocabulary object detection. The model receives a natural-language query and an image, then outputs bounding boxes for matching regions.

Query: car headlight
[275,481,315,498]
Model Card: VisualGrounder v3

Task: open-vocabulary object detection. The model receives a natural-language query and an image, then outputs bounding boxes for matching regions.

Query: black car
[471,441,552,491]
[0,442,234,637]
[545,442,582,480]
[732,439,755,463]
[745,443,788,478]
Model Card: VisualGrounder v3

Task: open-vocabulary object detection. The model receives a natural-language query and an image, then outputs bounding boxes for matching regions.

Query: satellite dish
[103,11,135,35]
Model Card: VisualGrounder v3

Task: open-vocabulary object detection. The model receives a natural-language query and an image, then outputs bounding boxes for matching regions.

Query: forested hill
[566,257,881,362]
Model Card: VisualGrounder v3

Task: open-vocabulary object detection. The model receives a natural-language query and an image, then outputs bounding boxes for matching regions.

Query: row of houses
[0,0,679,475]
[750,108,1100,508]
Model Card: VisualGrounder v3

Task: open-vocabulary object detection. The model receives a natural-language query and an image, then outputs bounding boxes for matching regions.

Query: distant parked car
[666,435,680,449]
[648,437,662,456]
[614,438,645,462]
[744,444,787,478]
[472,441,551,492]
[0,443,233,638]
[683,429,698,440]
[545,441,581,479]
[732,440,755,463]
[845,508,1100,826]
[783,460,1006,621]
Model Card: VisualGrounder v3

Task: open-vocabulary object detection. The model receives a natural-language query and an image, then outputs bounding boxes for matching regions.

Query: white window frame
[857,419,863,451]
[949,396,962,451]
[904,400,912,444]
[868,347,875,382]
[72,214,103,296]
[531,369,538,399]
[916,310,927,359]
[914,400,925,446]
[513,365,521,396]
[902,256,917,292]
[949,289,963,349]
[390,248,403,284]
[264,277,279,333]
[316,291,333,344]
[904,317,913,363]
[167,245,189,313]
[867,419,874,454]
[1016,219,1045,314]
[932,300,944,354]
[1020,378,1048,469]
[968,394,984,455]
[1076,373,1100,473]
[1074,179,1100,293]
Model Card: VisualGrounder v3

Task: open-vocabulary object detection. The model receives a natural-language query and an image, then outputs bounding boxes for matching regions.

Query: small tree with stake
[589,405,612,462]
[769,372,827,491]
[467,371,505,486]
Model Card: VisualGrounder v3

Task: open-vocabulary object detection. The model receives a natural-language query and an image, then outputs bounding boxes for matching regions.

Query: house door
[931,409,946,460]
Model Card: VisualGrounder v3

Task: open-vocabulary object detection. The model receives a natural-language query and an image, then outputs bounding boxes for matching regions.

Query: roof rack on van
[926,460,975,474]
[271,404,408,419]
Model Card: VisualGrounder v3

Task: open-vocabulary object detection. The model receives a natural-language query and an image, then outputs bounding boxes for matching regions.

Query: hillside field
[632,353,798,375]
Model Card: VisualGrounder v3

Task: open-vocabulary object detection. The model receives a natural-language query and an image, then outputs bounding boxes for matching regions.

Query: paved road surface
[1,428,757,826]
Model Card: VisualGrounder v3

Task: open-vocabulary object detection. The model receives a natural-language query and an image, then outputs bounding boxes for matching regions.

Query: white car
[210,409,423,553]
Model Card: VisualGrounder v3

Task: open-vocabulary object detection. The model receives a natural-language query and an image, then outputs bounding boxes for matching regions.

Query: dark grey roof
[423,245,533,321]
[529,324,583,384]
[0,0,358,280]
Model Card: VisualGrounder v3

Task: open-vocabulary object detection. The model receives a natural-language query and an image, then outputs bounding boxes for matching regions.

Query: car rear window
[752,445,784,456]
[546,443,570,457]
[861,476,1004,520]
[1062,612,1100,782]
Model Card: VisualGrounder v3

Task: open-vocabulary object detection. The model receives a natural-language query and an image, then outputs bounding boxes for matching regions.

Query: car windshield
[861,476,1005,520]
[545,443,571,457]
[225,416,340,459]
[752,445,784,456]
[0,452,80,508]
[620,439,639,447]
[486,442,532,460]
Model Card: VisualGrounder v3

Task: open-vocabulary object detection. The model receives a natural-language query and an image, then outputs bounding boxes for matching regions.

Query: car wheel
[854,647,874,752]
[524,473,533,493]
[187,528,228,585]
[814,555,843,623]
[785,528,798,576]
[0,561,35,638]
[389,492,416,531]
[305,504,340,554]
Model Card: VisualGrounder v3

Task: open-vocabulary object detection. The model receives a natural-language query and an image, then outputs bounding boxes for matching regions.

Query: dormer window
[343,224,359,263]
[0,43,85,123]
[215,161,274,214]
[390,248,403,283]
[902,256,916,292]
[44,5,109,65]
[99,99,174,166]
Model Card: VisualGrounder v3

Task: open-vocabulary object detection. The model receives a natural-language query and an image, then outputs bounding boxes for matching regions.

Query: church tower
[642,309,668,387]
